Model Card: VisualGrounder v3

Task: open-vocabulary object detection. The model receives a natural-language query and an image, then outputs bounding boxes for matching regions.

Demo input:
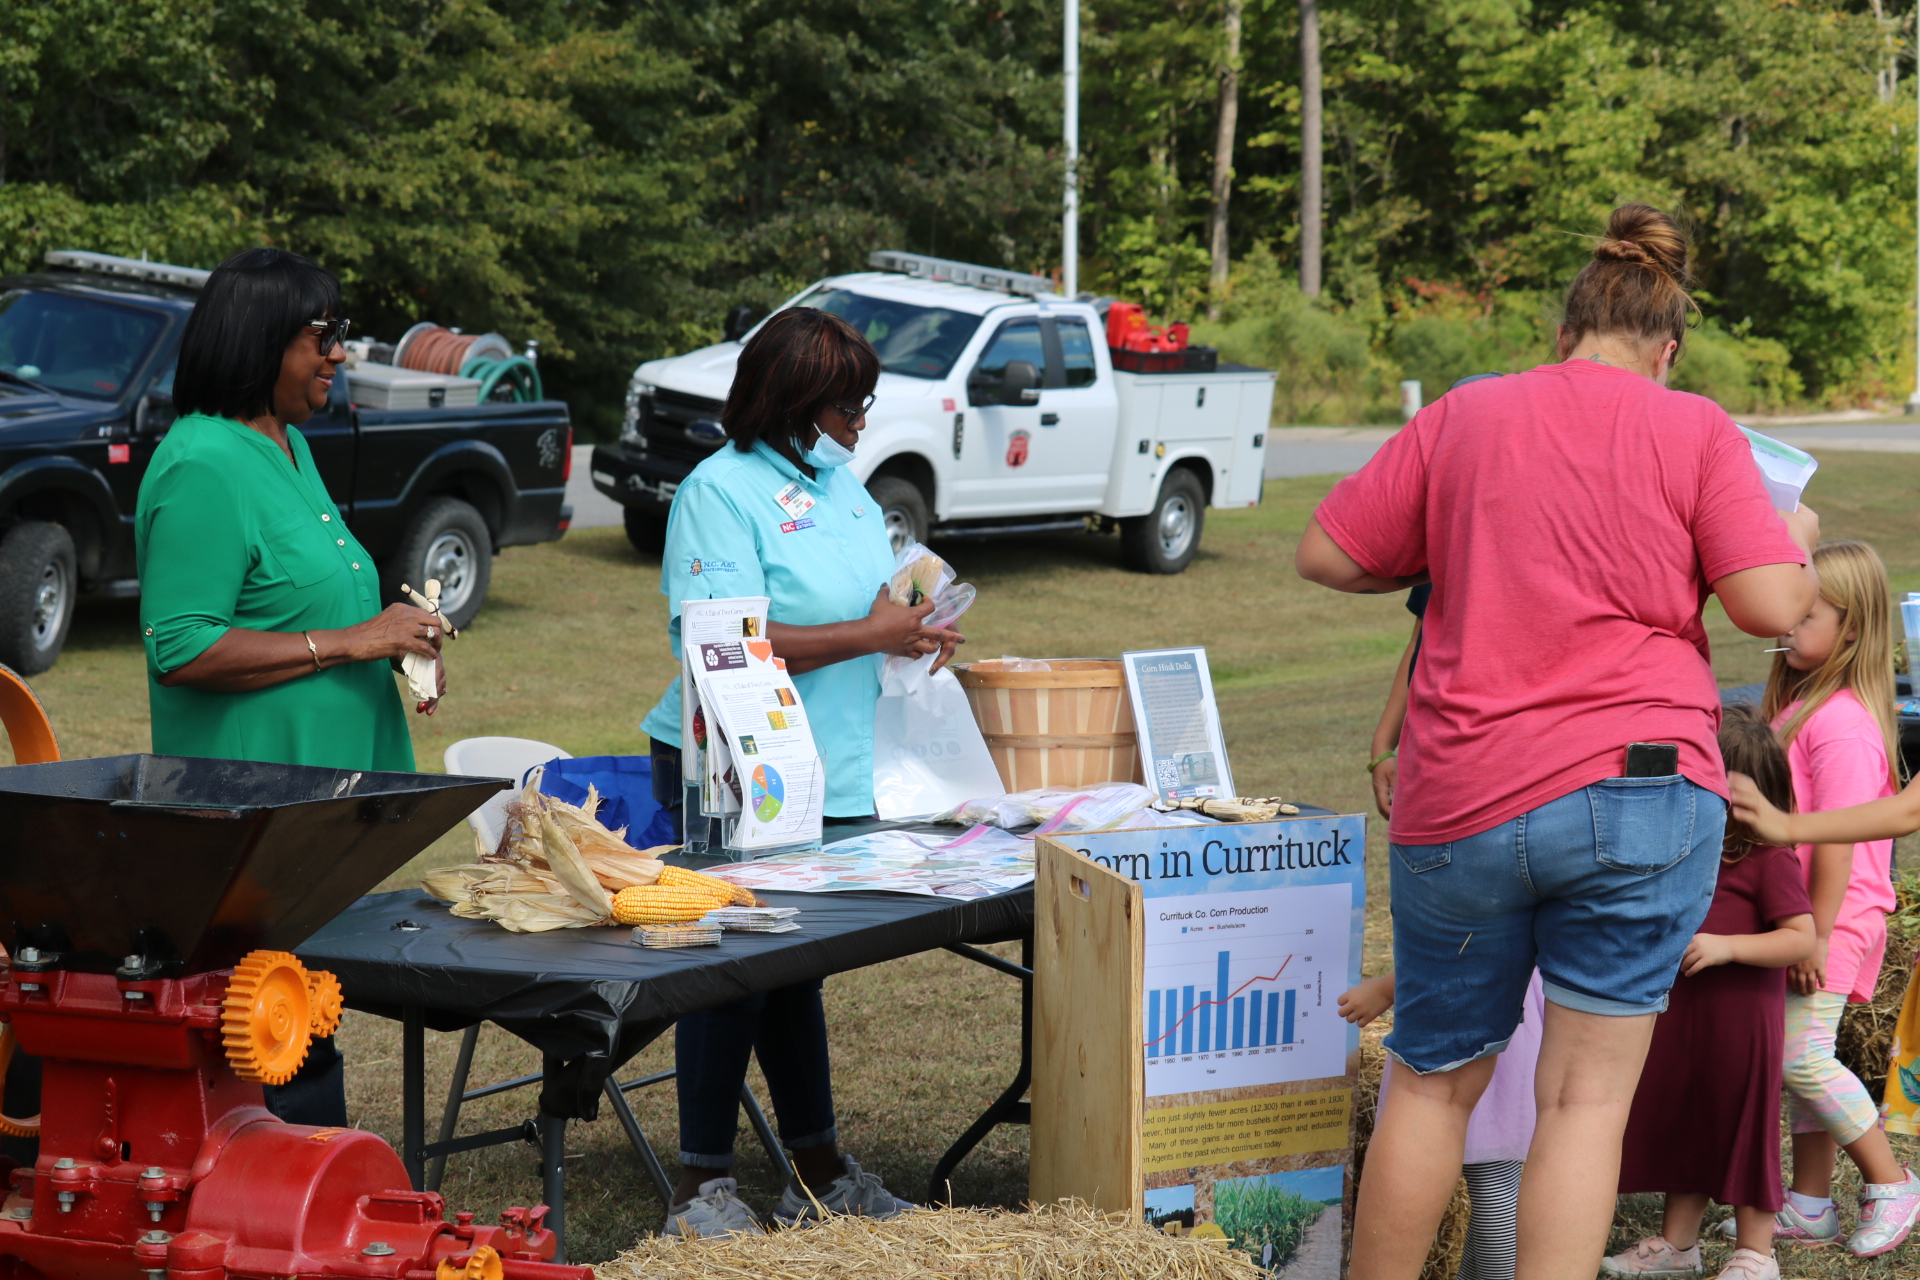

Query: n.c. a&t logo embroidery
[687,557,738,577]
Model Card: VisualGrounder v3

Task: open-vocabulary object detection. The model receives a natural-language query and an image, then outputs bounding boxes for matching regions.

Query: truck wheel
[1121,469,1206,574]
[0,522,76,676]
[623,505,667,556]
[868,476,929,553]
[385,497,492,631]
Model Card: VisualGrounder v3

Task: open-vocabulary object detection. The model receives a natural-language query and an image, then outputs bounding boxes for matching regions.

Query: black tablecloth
[297,876,1033,1118]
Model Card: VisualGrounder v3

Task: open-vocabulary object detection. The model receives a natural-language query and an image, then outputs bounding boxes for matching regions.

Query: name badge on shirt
[773,482,816,521]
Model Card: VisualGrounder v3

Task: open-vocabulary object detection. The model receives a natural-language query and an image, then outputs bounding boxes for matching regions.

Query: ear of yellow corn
[611,883,734,925]
[657,864,760,908]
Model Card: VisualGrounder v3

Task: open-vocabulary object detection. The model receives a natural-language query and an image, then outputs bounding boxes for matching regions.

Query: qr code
[1155,758,1179,789]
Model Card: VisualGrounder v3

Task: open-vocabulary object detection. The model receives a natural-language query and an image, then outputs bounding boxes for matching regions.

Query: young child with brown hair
[1601,704,1815,1280]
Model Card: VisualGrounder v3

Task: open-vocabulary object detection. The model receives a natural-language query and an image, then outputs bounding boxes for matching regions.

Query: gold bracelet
[1367,748,1396,774]
[304,631,322,672]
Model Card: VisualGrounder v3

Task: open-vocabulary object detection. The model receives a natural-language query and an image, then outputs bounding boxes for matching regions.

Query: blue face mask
[802,426,857,469]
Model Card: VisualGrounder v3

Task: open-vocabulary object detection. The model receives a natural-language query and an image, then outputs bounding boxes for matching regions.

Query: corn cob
[611,883,734,925]
[657,864,759,908]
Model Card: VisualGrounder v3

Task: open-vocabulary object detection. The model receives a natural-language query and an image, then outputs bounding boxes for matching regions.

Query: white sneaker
[1715,1198,1841,1245]
[770,1156,916,1226]
[662,1176,765,1238]
[1711,1248,1778,1280]
[1599,1236,1704,1278]
[1850,1166,1920,1258]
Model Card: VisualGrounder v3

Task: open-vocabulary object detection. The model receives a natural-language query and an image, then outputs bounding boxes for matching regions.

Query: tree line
[0,0,1912,431]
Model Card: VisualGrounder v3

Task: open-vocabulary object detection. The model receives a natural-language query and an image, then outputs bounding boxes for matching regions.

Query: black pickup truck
[0,252,572,673]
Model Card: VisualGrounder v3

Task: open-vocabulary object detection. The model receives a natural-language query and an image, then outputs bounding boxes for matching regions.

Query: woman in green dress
[137,248,444,770]
[135,247,446,1124]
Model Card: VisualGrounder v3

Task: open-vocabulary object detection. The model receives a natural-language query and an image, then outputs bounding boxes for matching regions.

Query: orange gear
[436,1246,503,1280]
[221,950,314,1085]
[306,969,344,1038]
[0,1025,39,1138]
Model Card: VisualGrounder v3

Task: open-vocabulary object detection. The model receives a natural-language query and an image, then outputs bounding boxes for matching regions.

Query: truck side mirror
[1000,359,1041,407]
[134,391,176,437]
[723,305,761,342]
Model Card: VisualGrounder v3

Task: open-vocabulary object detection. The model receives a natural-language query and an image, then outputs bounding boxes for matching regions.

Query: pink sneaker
[1599,1236,1704,1278]
[1711,1248,1778,1280]
[1850,1166,1920,1258]
[1719,1198,1841,1245]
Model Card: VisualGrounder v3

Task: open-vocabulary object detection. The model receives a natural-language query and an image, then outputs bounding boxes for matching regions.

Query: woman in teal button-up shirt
[641,308,961,1234]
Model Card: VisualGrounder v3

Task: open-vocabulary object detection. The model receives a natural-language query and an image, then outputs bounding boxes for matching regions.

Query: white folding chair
[428,736,794,1210]
[442,736,571,853]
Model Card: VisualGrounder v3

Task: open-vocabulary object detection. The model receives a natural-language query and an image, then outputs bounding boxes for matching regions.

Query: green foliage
[2,0,1913,427]
[1670,324,1805,417]
[1191,243,1392,423]
[1211,1178,1324,1267]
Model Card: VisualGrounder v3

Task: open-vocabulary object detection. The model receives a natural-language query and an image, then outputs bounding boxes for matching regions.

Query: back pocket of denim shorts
[1392,842,1452,874]
[1590,776,1695,876]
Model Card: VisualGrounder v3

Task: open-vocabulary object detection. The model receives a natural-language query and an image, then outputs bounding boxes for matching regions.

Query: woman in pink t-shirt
[1296,204,1820,1280]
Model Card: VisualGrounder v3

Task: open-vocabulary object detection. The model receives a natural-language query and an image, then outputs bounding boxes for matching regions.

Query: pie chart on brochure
[750,763,784,823]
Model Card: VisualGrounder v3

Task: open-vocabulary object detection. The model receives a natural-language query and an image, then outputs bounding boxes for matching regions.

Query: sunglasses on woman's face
[828,394,877,421]
[307,317,353,353]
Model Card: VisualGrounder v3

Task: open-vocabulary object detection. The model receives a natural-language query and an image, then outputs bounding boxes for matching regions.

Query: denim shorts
[1384,776,1723,1074]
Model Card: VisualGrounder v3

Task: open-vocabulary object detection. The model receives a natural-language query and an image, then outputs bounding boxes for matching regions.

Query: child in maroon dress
[1603,704,1817,1280]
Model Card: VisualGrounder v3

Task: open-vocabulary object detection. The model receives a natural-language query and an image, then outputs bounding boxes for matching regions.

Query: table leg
[927,935,1033,1205]
[426,1023,481,1192]
[540,1057,568,1264]
[402,1005,426,1191]
[602,1077,676,1209]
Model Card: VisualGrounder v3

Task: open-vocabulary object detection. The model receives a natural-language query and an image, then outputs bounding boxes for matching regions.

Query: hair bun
[1595,203,1688,283]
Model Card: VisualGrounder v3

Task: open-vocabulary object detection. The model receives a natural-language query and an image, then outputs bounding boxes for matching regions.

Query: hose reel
[393,324,544,404]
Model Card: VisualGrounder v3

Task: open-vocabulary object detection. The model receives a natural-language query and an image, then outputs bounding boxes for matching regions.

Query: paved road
[567,421,1920,535]
[565,444,625,530]
[1259,420,1920,482]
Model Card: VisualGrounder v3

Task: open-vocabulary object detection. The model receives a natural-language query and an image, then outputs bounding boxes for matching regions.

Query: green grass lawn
[18,454,1920,1271]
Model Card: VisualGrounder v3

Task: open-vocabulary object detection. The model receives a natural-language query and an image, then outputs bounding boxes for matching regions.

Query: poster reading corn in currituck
[1068,815,1366,1277]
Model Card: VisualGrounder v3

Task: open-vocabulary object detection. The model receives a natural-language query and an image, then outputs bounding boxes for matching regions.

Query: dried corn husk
[422,781,669,931]
[1150,795,1299,822]
[538,811,615,919]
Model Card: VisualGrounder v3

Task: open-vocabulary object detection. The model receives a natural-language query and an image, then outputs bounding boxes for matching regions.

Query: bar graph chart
[1142,882,1351,1094]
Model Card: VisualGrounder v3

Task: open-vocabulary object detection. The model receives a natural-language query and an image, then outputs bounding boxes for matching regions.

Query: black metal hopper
[0,754,508,975]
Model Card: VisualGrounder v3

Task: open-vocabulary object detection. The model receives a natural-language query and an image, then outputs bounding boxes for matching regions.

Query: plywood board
[1030,836,1144,1213]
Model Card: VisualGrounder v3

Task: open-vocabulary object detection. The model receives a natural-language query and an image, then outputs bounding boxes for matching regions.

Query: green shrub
[1211,1178,1325,1267]
[1671,323,1805,417]
[1190,244,1398,424]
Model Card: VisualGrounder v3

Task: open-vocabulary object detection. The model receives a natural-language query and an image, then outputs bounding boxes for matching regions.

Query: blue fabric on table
[536,755,678,850]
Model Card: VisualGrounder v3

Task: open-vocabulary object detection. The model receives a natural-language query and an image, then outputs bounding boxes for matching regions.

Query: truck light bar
[44,250,210,290]
[867,250,1054,298]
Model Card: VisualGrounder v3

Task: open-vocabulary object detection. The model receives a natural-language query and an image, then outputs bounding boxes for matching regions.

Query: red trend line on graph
[1144,955,1292,1050]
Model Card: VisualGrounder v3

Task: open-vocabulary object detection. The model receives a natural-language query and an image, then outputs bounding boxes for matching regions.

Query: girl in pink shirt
[1756,539,1919,1258]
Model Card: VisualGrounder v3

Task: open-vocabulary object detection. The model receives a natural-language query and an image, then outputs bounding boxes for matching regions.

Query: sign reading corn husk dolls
[1031,815,1365,1277]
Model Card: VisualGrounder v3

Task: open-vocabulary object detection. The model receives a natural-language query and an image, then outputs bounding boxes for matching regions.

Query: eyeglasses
[827,394,877,421]
[307,317,354,353]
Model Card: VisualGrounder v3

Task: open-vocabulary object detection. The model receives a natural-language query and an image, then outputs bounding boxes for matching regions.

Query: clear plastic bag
[872,651,1007,819]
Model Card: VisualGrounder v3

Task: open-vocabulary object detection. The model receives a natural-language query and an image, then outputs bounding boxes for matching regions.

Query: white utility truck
[589,252,1274,572]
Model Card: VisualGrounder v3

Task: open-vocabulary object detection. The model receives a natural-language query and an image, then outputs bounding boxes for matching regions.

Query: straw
[598,1201,1262,1279]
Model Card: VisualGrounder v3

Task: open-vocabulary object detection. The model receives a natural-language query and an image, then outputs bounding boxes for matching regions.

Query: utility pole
[1206,0,1245,321]
[1299,0,1322,298]
[1063,0,1080,299]
[1911,33,1920,413]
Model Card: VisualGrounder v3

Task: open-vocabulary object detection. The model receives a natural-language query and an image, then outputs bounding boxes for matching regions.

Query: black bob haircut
[723,308,879,472]
[173,248,341,422]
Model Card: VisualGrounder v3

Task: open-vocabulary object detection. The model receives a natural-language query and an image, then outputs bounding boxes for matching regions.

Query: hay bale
[599,1202,1263,1280]
[1347,1014,1471,1280]
[1836,871,1920,1099]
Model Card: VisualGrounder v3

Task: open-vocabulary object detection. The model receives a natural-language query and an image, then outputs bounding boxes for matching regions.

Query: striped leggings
[1458,1159,1524,1280]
